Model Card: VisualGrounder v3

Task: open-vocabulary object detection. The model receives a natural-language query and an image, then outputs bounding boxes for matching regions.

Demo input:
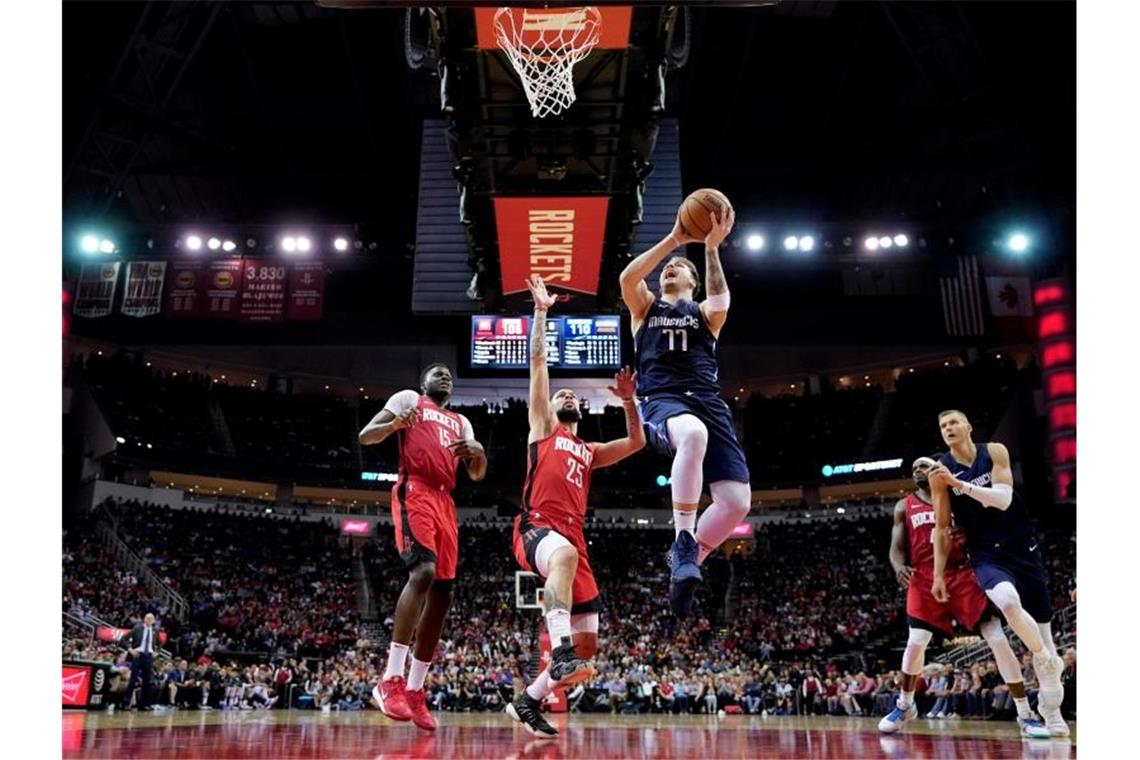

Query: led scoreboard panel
[471,315,621,370]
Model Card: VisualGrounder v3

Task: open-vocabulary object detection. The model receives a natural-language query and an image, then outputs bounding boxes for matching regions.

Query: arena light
[115,436,126,444]
[297,236,312,253]
[207,237,221,251]
[798,236,814,252]
[745,234,764,252]
[80,234,100,254]
[1007,232,1030,254]
[893,234,909,247]
[281,236,297,253]
[783,235,799,251]
[186,235,203,251]
[334,237,349,252]
[863,236,879,252]
[222,240,236,252]
[656,474,669,487]
[99,239,116,254]
[878,236,893,249]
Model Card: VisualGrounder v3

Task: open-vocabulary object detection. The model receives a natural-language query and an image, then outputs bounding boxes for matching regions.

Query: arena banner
[204,259,244,319]
[238,258,287,323]
[72,262,121,319]
[120,261,167,318]
[286,261,326,320]
[494,196,609,296]
[164,261,205,318]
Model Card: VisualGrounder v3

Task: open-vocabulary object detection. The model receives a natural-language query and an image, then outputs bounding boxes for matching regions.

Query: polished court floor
[62,710,1076,759]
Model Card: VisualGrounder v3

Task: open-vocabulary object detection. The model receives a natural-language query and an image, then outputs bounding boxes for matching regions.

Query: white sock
[407,657,431,692]
[673,509,696,538]
[898,690,915,709]
[526,670,553,701]
[1013,696,1032,719]
[545,607,573,646]
[384,642,409,680]
[695,481,751,563]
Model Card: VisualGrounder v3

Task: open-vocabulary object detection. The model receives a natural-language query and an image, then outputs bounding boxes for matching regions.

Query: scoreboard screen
[471,315,621,370]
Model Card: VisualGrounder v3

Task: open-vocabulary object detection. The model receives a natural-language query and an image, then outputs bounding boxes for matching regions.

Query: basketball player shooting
[506,274,645,738]
[357,364,487,731]
[618,194,752,616]
[928,410,1069,737]
[878,457,1050,738]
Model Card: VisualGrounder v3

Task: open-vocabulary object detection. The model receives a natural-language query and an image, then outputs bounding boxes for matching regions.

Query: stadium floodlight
[186,235,203,251]
[745,234,764,252]
[296,236,312,253]
[281,236,297,253]
[893,234,909,247]
[80,235,100,254]
[783,235,799,251]
[798,236,815,252]
[99,239,115,254]
[878,236,893,249]
[222,240,236,252]
[864,236,879,251]
[1008,232,1030,254]
[115,436,126,444]
[207,237,221,251]
[334,237,349,252]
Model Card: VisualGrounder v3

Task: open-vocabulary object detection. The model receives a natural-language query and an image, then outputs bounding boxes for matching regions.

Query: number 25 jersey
[520,427,596,536]
[634,297,720,397]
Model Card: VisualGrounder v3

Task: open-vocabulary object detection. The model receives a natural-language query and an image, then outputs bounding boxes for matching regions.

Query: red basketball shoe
[373,676,413,721]
[405,689,436,731]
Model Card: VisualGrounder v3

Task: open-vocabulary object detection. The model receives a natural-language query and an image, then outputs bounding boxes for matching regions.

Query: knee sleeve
[570,612,599,635]
[984,582,1023,615]
[902,628,932,675]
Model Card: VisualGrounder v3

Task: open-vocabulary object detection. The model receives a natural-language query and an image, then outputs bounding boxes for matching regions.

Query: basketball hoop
[493,6,602,119]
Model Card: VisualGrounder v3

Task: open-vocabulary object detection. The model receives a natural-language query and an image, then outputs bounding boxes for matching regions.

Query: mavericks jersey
[939,443,1035,552]
[521,427,596,535]
[904,493,968,571]
[634,297,720,396]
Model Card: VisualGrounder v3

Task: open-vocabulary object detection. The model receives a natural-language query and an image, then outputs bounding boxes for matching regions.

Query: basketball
[678,188,733,240]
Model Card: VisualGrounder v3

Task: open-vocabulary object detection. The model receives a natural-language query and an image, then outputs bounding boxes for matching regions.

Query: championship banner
[494,196,609,296]
[164,261,205,318]
[238,258,287,323]
[72,262,121,319]
[286,262,326,320]
[120,261,167,318]
[204,259,243,319]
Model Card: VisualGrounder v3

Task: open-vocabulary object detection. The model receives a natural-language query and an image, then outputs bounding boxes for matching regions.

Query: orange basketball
[677,188,732,240]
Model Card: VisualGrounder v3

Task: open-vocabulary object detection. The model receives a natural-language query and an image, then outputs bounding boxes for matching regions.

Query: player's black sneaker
[506,692,559,738]
[548,636,595,687]
[667,530,702,616]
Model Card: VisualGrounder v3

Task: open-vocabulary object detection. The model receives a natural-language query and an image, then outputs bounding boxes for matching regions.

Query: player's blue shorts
[639,391,750,485]
[969,534,1054,623]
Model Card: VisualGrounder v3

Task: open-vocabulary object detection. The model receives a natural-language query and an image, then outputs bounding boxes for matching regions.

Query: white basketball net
[493,6,602,119]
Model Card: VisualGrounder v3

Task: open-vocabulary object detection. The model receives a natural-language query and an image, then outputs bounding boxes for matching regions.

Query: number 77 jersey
[520,427,596,537]
[634,298,720,397]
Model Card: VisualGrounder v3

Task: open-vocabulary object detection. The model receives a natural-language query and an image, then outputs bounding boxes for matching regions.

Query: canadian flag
[985,277,1034,317]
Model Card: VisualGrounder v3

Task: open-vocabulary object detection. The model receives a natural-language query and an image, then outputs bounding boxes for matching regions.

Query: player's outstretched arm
[592,366,646,469]
[618,218,694,323]
[358,390,420,445]
[928,469,953,603]
[526,275,557,441]
[698,207,735,337]
[889,498,913,588]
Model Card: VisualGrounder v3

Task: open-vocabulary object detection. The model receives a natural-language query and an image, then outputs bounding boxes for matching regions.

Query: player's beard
[556,407,581,424]
[424,386,450,406]
[915,477,929,492]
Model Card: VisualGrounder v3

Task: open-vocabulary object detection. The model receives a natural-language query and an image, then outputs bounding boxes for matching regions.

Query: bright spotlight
[799,236,814,251]
[99,239,115,254]
[334,237,349,252]
[864,236,879,251]
[80,235,99,254]
[297,236,312,252]
[281,236,297,253]
[893,234,908,247]
[115,436,126,444]
[878,236,892,249]
[745,234,764,252]
[207,237,221,251]
[1008,232,1030,253]
[222,240,236,252]
[186,235,203,251]
[783,235,799,251]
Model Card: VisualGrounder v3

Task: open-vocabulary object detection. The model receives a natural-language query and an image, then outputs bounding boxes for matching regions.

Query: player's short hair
[937,409,968,422]
[420,362,451,386]
[667,256,701,295]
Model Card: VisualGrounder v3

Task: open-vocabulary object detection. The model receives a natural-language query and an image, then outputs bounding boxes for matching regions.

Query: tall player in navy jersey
[928,410,1069,737]
[618,207,752,616]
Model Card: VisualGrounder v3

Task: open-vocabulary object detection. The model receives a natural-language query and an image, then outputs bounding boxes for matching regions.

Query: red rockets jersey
[520,427,596,534]
[395,394,470,491]
[905,492,969,571]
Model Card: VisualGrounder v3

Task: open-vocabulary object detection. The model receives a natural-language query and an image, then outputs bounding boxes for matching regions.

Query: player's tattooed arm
[526,275,556,440]
[700,207,734,336]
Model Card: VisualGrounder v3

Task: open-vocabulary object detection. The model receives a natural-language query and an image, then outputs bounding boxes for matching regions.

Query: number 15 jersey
[521,427,596,537]
[634,297,720,397]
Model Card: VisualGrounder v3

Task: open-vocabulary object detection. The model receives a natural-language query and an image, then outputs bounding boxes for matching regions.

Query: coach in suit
[124,613,160,710]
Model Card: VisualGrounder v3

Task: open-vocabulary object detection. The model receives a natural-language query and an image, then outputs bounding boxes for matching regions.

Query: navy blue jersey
[940,443,1035,552]
[634,298,720,396]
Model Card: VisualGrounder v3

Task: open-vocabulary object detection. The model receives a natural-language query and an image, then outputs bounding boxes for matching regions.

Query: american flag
[940,256,985,337]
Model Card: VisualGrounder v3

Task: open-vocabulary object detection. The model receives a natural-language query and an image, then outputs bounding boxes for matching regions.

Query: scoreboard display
[471,315,621,370]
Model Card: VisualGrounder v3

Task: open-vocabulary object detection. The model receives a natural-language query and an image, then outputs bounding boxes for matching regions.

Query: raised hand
[525,274,557,312]
[670,217,699,247]
[704,206,735,250]
[607,366,638,402]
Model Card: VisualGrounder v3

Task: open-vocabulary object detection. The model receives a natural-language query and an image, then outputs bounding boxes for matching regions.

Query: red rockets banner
[494,196,609,296]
